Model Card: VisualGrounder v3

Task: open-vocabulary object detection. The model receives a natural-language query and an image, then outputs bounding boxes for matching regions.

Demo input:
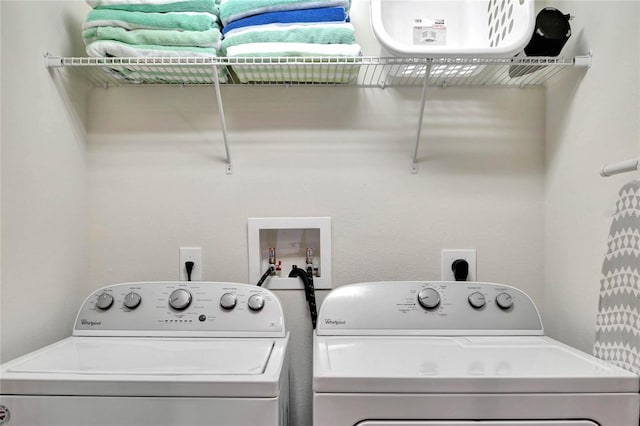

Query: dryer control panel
[73,282,285,337]
[316,281,543,336]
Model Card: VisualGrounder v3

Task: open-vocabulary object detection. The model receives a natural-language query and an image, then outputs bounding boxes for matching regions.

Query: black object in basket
[509,7,572,78]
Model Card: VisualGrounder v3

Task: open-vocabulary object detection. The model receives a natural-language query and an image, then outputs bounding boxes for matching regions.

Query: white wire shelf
[44,53,591,174]
[44,54,591,88]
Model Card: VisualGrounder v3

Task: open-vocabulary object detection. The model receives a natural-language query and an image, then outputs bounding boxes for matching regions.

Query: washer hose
[256,266,274,287]
[289,265,317,329]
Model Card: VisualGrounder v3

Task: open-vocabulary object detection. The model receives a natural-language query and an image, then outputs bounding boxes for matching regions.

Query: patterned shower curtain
[593,180,640,374]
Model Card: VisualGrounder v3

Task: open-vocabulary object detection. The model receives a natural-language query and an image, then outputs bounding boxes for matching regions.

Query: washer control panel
[317,281,543,336]
[74,282,284,337]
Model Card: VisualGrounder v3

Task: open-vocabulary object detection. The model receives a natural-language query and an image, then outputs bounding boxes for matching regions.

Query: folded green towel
[84,9,219,32]
[83,27,222,49]
[92,0,218,14]
[221,23,355,53]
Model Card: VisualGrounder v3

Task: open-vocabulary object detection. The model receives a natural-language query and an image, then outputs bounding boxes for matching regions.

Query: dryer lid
[314,335,639,393]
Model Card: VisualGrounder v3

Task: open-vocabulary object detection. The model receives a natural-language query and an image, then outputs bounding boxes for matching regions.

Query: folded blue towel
[220,0,350,26]
[222,7,347,35]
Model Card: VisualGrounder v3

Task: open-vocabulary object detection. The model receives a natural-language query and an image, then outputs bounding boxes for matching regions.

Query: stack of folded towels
[83,0,225,83]
[219,0,362,83]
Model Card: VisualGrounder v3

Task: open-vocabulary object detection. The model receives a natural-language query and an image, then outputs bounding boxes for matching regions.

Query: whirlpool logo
[80,319,102,326]
[323,319,346,326]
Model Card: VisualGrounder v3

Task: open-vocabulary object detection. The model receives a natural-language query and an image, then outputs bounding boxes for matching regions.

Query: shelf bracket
[411,64,430,174]
[212,64,232,175]
[574,52,592,68]
[43,53,63,69]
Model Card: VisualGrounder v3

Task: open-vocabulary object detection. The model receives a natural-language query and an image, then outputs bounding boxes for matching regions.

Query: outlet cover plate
[441,249,476,281]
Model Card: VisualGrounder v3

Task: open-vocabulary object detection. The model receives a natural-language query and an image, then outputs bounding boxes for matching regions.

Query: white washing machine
[0,281,289,426]
[313,281,640,426]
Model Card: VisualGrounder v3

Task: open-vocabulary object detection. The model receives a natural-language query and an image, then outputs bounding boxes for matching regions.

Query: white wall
[0,1,90,363]
[544,1,640,353]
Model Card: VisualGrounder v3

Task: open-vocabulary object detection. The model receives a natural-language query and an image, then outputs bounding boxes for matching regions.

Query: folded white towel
[225,42,362,57]
[224,21,352,38]
[86,40,219,57]
[231,66,360,83]
[226,43,362,83]
[85,40,226,84]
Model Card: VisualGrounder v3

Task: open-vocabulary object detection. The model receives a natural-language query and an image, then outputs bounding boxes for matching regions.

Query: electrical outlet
[179,247,201,281]
[441,249,476,281]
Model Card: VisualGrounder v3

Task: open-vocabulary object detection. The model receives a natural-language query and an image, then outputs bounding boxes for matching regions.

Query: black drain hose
[289,265,317,329]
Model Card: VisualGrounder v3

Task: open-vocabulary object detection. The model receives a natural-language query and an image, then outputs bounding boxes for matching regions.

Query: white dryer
[0,281,289,426]
[313,281,639,426]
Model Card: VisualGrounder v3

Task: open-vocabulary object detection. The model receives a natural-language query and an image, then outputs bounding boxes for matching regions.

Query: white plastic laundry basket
[371,0,535,57]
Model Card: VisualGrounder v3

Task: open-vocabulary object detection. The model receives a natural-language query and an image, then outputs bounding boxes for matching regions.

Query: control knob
[468,292,486,309]
[169,288,192,310]
[495,292,514,310]
[123,292,142,309]
[220,293,237,310]
[96,293,114,310]
[418,288,441,310]
[248,294,265,311]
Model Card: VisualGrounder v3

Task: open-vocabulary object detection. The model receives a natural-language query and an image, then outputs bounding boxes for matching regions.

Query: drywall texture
[87,85,546,423]
[0,1,90,363]
[544,1,640,354]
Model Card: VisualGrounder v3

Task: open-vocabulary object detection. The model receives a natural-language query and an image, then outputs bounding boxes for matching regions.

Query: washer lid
[1,336,289,397]
[8,338,273,375]
[313,335,639,393]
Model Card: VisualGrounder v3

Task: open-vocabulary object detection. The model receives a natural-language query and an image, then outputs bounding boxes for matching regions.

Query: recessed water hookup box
[248,217,332,290]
